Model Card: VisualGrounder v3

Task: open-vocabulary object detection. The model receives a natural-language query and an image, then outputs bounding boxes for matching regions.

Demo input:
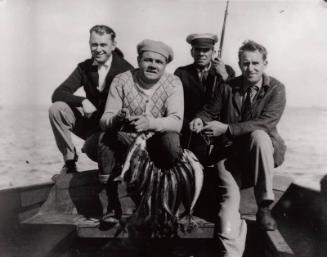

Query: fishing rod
[217,0,229,58]
[205,0,230,156]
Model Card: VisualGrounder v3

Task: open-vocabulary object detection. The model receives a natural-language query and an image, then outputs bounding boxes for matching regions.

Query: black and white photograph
[1,0,327,256]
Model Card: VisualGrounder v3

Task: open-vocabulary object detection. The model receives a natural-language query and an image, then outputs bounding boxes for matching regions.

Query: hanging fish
[114,133,149,182]
[183,149,204,213]
[117,131,204,237]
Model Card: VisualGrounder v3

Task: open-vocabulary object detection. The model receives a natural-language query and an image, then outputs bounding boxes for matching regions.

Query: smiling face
[239,50,267,85]
[137,51,167,84]
[89,31,116,64]
[191,47,214,68]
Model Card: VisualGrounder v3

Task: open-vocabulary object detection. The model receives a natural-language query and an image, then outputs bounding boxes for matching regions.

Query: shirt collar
[92,54,113,68]
[242,73,271,93]
[196,62,211,73]
[262,73,270,87]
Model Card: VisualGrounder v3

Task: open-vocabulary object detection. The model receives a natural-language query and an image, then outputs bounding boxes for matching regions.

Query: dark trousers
[97,131,182,215]
[98,131,183,178]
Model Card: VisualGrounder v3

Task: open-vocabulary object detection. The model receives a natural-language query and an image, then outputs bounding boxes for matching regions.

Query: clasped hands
[189,118,228,137]
[117,108,150,133]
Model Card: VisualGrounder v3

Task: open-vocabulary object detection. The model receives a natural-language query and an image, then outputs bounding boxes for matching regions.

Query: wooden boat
[1,169,326,257]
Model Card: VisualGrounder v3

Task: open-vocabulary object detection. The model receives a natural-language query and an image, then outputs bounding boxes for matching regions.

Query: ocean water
[0,105,326,190]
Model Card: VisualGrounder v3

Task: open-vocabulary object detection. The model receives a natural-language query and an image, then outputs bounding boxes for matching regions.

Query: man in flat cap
[98,39,184,222]
[175,33,235,165]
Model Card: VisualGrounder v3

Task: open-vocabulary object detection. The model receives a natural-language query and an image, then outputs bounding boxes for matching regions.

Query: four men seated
[49,25,286,257]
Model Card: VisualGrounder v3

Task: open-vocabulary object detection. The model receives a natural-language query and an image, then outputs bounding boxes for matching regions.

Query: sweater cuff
[148,117,159,131]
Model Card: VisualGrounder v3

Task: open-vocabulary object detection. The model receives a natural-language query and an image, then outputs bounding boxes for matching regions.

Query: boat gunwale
[0,181,54,193]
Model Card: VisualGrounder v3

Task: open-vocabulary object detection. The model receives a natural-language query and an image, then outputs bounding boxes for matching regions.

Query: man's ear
[190,48,194,58]
[264,60,268,67]
[112,40,117,50]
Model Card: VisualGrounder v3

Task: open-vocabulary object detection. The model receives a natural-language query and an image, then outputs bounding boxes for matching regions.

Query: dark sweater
[52,52,133,115]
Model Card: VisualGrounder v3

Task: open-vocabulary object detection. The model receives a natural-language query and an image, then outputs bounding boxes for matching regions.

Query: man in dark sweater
[174,33,234,165]
[49,25,133,174]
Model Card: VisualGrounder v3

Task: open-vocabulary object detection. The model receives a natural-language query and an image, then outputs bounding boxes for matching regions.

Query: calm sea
[0,105,326,189]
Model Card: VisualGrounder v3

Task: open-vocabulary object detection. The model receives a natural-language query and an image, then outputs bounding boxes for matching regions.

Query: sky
[0,0,327,107]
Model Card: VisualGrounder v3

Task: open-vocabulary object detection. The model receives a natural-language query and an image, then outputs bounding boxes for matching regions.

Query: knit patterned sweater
[100,69,184,133]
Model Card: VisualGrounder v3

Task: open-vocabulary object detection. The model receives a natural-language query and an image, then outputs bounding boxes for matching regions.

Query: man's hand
[117,108,130,123]
[189,118,204,133]
[129,115,150,133]
[213,57,228,81]
[202,120,228,137]
[82,99,97,118]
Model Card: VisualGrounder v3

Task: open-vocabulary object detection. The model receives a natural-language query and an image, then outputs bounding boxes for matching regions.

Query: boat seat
[23,170,291,234]
[20,169,295,256]
[1,168,296,256]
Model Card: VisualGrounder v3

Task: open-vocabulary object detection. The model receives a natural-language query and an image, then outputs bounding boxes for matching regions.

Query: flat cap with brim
[186,33,218,48]
[137,39,174,63]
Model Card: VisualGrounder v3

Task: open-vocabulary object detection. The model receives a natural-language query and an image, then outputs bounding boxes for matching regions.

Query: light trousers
[207,130,275,257]
[240,129,275,203]
[48,101,100,162]
[215,159,247,257]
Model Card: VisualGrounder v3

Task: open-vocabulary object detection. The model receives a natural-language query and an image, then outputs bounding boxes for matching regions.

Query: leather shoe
[101,209,122,225]
[99,211,121,231]
[61,148,78,174]
[101,213,120,224]
[256,206,276,231]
